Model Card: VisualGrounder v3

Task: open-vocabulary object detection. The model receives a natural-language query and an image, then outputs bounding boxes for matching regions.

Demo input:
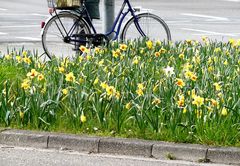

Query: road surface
[0,144,231,166]
[0,0,240,55]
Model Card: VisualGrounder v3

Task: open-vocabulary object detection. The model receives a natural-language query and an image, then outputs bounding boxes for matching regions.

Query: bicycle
[41,0,171,59]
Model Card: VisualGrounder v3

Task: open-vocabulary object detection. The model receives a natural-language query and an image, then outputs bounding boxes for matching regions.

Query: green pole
[103,0,115,39]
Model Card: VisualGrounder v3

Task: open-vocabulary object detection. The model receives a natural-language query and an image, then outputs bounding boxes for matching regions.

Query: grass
[0,38,239,147]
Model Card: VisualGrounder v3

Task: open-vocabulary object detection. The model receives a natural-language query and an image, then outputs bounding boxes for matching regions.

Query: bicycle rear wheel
[120,13,171,42]
[42,12,91,59]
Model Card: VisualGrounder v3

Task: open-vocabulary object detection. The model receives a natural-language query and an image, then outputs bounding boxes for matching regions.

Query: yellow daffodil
[185,39,192,45]
[58,67,65,73]
[23,57,31,64]
[156,40,161,46]
[4,54,12,60]
[16,55,22,63]
[112,49,121,58]
[125,102,131,110]
[79,77,84,84]
[213,82,221,91]
[132,58,139,65]
[86,55,92,61]
[183,63,193,70]
[146,40,153,49]
[229,38,236,46]
[19,111,24,119]
[37,74,45,81]
[223,60,228,65]
[94,78,99,85]
[152,98,161,105]
[106,86,116,97]
[119,44,128,51]
[100,82,108,89]
[62,88,68,95]
[137,83,144,90]
[176,78,185,88]
[94,47,100,54]
[208,66,214,72]
[159,48,167,54]
[98,59,104,66]
[177,95,185,107]
[192,95,204,107]
[79,45,88,53]
[190,74,197,81]
[210,99,218,107]
[154,52,160,57]
[214,47,221,53]
[65,72,76,82]
[221,107,228,116]
[115,91,121,99]
[183,107,187,114]
[136,88,144,96]
[21,79,30,90]
[27,69,38,79]
[22,51,28,57]
[179,53,184,59]
[80,114,87,123]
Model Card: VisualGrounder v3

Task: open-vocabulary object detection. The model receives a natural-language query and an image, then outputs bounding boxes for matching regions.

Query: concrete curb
[0,129,239,165]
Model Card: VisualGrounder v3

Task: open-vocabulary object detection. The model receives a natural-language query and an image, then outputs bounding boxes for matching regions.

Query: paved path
[0,0,240,42]
[0,144,230,166]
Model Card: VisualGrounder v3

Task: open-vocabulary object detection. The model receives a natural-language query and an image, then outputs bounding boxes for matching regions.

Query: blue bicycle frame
[83,0,145,40]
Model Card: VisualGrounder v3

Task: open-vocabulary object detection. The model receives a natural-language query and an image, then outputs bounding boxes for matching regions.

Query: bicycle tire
[120,13,171,42]
[42,11,91,59]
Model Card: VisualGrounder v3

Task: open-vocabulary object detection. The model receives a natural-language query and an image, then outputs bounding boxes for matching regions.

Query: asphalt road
[0,0,240,54]
[0,144,230,166]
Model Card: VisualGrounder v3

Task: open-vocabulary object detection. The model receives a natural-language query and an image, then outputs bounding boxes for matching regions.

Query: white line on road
[181,28,239,37]
[224,0,240,2]
[15,37,41,41]
[31,13,49,17]
[181,13,229,21]
[0,8,7,11]
[0,32,7,35]
[0,25,39,28]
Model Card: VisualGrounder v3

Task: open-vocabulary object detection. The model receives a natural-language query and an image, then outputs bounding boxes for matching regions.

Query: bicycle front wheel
[121,13,171,42]
[42,12,91,59]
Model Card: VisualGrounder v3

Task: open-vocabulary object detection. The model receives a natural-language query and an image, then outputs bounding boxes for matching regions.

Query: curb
[0,129,239,165]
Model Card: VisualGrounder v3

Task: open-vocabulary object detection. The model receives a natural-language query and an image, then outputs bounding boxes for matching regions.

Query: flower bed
[0,38,239,146]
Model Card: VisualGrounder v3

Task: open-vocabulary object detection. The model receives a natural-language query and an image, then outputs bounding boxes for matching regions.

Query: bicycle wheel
[120,13,171,42]
[42,11,91,59]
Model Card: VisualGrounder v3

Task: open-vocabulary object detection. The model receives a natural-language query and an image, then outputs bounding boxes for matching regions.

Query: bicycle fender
[40,11,79,36]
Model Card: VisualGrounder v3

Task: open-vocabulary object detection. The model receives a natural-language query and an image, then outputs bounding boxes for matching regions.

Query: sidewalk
[0,129,239,165]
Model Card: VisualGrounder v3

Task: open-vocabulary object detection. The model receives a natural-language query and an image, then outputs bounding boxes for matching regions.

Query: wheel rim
[123,14,170,41]
[42,13,90,59]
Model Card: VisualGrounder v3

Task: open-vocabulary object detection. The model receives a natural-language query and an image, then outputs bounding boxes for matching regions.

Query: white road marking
[0,8,7,11]
[0,25,39,28]
[181,13,229,21]
[15,37,41,41]
[0,13,48,17]
[181,28,238,37]
[224,0,240,2]
[31,13,49,17]
[0,32,7,35]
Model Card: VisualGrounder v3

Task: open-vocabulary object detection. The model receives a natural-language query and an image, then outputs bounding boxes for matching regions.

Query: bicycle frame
[45,0,146,44]
[84,0,145,40]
